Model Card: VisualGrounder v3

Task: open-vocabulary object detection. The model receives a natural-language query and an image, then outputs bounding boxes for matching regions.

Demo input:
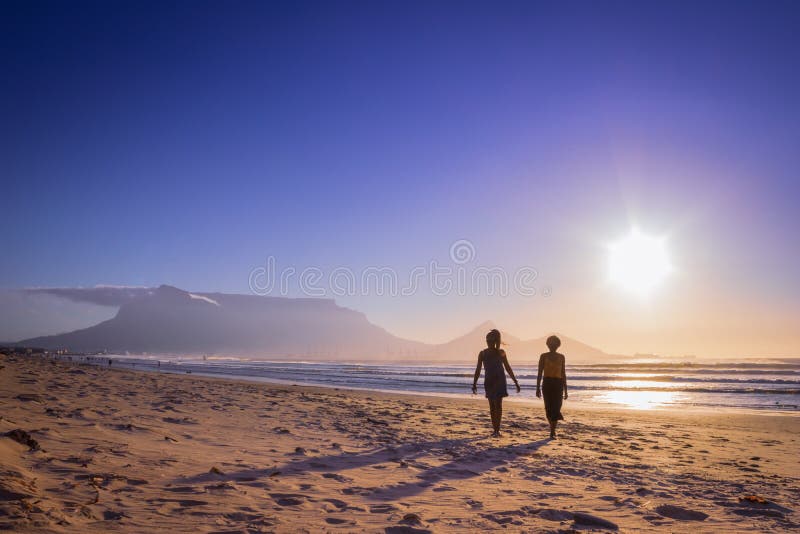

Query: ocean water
[74,355,800,413]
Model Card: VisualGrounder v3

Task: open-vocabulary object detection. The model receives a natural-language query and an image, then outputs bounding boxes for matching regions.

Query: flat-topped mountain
[22,285,426,358]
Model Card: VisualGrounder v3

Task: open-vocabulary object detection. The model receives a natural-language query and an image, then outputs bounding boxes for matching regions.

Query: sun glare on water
[599,390,681,409]
[608,228,672,296]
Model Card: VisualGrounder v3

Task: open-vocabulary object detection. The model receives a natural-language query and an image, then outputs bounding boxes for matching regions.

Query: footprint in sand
[150,498,209,508]
[102,510,127,520]
[164,485,203,494]
[370,503,400,514]
[464,499,483,509]
[385,527,432,534]
[269,493,308,506]
[325,517,353,525]
[480,510,525,526]
[223,510,266,522]
[323,498,348,510]
[16,393,46,403]
[204,482,237,494]
[322,472,353,483]
[342,486,373,496]
[654,504,709,521]
[162,417,199,425]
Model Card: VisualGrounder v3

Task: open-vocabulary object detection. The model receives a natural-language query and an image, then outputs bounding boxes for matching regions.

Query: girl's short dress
[482,349,508,399]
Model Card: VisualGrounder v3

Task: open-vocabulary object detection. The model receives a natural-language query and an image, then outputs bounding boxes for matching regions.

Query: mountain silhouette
[430,320,606,362]
[20,286,609,362]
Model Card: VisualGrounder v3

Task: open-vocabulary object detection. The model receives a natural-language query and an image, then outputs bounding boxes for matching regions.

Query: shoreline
[48,353,800,416]
[112,368,800,418]
[2,353,799,532]
[33,350,800,365]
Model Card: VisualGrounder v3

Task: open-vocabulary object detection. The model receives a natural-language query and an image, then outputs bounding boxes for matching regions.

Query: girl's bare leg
[488,399,501,435]
[496,399,503,433]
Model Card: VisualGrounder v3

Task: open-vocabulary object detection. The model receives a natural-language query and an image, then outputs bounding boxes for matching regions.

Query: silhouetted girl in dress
[472,329,520,437]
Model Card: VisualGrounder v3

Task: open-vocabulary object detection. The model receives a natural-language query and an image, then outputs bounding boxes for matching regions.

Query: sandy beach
[1,353,798,533]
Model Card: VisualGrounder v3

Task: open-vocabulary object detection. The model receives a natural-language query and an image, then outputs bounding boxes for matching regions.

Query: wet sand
[1,353,798,532]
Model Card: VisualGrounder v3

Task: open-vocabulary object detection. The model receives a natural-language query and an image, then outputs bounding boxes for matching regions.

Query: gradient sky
[2,1,799,357]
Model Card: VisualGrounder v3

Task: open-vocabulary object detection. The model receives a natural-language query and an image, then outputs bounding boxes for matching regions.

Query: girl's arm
[472,352,483,394]
[502,352,521,393]
[536,354,544,398]
[561,355,568,399]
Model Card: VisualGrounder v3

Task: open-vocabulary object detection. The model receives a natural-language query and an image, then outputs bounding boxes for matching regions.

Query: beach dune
[1,353,798,532]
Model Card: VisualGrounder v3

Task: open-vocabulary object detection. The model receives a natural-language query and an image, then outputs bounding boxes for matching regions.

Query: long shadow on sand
[176,437,551,500]
[367,438,551,500]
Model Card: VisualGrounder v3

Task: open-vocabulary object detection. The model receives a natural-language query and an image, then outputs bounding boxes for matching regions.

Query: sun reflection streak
[598,381,685,409]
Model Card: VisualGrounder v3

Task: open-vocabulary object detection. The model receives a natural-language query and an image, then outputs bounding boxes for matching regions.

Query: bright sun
[608,229,672,295]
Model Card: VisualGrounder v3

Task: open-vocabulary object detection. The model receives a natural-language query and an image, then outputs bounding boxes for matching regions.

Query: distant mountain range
[18,285,609,362]
[430,320,608,362]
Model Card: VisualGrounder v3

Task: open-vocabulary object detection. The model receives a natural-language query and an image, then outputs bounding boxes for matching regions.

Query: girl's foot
[550,432,556,439]
[491,431,501,438]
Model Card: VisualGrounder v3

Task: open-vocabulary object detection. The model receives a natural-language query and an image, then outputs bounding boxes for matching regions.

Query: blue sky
[2,1,799,355]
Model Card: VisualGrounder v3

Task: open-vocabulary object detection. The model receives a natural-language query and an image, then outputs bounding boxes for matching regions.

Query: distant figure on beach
[472,329,520,437]
[536,335,568,439]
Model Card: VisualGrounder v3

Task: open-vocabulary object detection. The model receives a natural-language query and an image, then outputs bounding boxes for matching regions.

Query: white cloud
[189,293,220,306]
